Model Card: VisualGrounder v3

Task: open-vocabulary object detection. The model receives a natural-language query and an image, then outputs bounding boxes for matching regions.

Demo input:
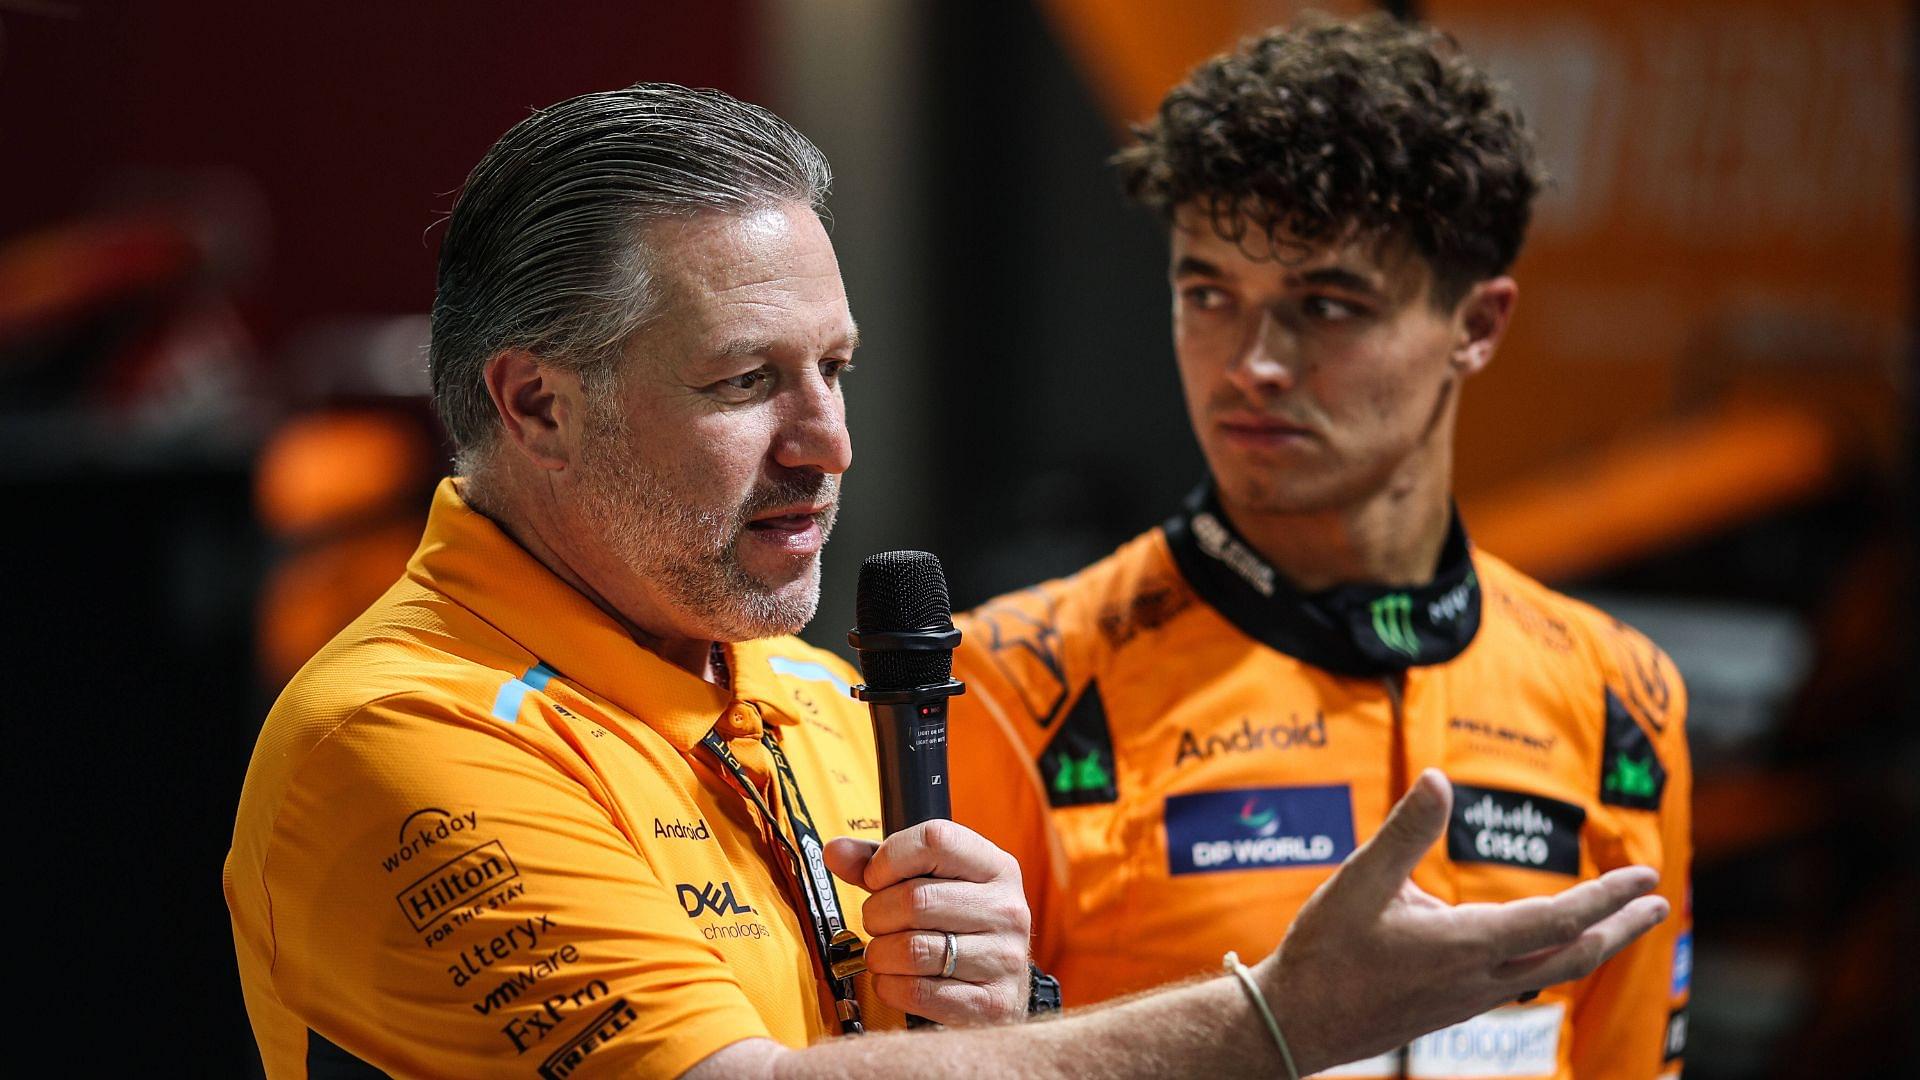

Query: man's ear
[1452,276,1517,377]
[482,348,587,472]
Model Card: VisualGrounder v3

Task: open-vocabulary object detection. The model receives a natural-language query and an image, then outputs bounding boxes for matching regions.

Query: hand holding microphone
[823,551,1033,1027]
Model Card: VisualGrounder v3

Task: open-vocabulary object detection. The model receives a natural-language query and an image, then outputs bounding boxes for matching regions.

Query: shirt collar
[407,478,799,751]
[1161,480,1482,676]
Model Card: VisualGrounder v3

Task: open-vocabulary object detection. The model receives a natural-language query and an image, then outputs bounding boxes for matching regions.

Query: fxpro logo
[1165,785,1355,875]
[500,979,613,1054]
[677,881,755,918]
[1447,783,1584,876]
[1174,713,1327,767]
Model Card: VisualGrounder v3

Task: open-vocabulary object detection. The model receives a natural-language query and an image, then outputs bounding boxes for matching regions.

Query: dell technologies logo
[677,881,755,919]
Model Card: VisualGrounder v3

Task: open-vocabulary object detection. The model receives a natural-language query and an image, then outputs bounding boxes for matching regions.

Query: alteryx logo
[1166,785,1355,875]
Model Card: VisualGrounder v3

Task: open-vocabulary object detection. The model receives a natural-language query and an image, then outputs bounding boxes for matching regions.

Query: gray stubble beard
[574,410,837,643]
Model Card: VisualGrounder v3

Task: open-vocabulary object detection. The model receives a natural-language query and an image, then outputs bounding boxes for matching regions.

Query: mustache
[740,471,839,520]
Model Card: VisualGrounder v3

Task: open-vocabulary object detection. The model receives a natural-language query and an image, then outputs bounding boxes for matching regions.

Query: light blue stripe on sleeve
[491,661,560,723]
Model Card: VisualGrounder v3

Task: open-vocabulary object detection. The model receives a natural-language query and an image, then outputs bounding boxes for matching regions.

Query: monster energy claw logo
[1370,593,1420,658]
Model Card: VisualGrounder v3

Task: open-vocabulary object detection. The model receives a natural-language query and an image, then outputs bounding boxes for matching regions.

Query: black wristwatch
[1027,963,1062,1018]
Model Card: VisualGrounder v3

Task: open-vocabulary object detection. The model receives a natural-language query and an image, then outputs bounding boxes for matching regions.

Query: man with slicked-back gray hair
[227,82,1667,1079]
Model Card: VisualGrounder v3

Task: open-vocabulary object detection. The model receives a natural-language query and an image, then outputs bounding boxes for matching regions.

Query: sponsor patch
[539,999,639,1079]
[1173,713,1328,767]
[1406,1003,1565,1078]
[676,881,754,918]
[967,591,1069,727]
[652,817,711,841]
[396,840,521,932]
[470,942,581,1015]
[1671,930,1692,997]
[1448,784,1583,876]
[1191,511,1277,596]
[1096,581,1193,649]
[1447,716,1558,766]
[1665,1006,1688,1061]
[1038,680,1118,807]
[500,979,613,1054]
[381,807,479,873]
[1602,688,1667,809]
[1165,785,1355,875]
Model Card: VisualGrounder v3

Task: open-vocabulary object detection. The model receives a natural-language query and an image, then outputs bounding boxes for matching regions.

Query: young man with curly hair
[948,16,1693,1079]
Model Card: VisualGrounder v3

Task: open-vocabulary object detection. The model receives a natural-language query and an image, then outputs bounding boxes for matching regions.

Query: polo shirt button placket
[720,702,762,740]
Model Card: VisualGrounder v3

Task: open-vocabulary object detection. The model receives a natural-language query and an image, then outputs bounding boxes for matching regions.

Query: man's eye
[822,358,855,381]
[1304,296,1365,321]
[721,370,769,393]
[1181,285,1232,311]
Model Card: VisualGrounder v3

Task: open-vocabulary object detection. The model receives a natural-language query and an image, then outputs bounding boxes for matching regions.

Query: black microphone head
[853,550,954,690]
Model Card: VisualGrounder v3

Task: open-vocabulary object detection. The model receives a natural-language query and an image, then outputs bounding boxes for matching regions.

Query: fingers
[869,972,1026,1028]
[823,836,878,889]
[859,877,1029,937]
[863,929,1026,984]
[1329,769,1452,911]
[1467,865,1660,959]
[1493,894,1670,988]
[859,819,1018,893]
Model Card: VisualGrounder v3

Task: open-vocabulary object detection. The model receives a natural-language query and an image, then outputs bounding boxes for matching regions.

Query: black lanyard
[701,727,868,1034]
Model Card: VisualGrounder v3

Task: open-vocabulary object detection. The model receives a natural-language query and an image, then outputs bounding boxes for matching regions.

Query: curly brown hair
[1114,15,1543,307]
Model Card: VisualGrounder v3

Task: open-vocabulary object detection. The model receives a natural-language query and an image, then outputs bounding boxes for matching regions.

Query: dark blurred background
[3,0,1911,1075]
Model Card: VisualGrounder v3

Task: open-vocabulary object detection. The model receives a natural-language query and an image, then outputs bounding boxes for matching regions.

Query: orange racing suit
[950,486,1692,1079]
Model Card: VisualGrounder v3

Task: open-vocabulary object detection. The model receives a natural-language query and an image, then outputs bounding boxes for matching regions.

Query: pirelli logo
[539,999,639,1078]
[395,840,520,931]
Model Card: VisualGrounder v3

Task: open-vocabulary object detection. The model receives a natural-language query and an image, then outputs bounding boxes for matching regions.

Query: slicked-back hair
[1114,15,1542,308]
[428,83,832,472]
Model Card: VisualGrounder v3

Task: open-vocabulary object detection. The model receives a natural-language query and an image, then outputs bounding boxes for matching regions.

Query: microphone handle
[863,687,957,1031]
[869,694,952,834]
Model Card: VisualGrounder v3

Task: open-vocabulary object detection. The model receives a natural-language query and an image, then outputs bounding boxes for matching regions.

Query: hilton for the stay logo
[396,840,523,943]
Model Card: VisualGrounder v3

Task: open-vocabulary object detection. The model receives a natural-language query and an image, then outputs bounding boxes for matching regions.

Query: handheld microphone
[847,550,965,835]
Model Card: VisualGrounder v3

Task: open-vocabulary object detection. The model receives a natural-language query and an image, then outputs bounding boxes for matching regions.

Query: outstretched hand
[1263,769,1669,1076]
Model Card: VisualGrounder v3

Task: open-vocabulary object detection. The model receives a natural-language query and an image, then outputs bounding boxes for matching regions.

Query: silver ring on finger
[939,931,958,979]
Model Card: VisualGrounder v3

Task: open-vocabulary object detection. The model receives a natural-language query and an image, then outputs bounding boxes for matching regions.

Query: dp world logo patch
[1166,785,1355,875]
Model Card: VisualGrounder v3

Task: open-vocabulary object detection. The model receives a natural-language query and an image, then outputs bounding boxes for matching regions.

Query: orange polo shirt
[226,479,899,1079]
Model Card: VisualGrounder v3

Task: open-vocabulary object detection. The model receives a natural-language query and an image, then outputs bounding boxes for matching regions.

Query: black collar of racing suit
[1161,481,1482,677]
